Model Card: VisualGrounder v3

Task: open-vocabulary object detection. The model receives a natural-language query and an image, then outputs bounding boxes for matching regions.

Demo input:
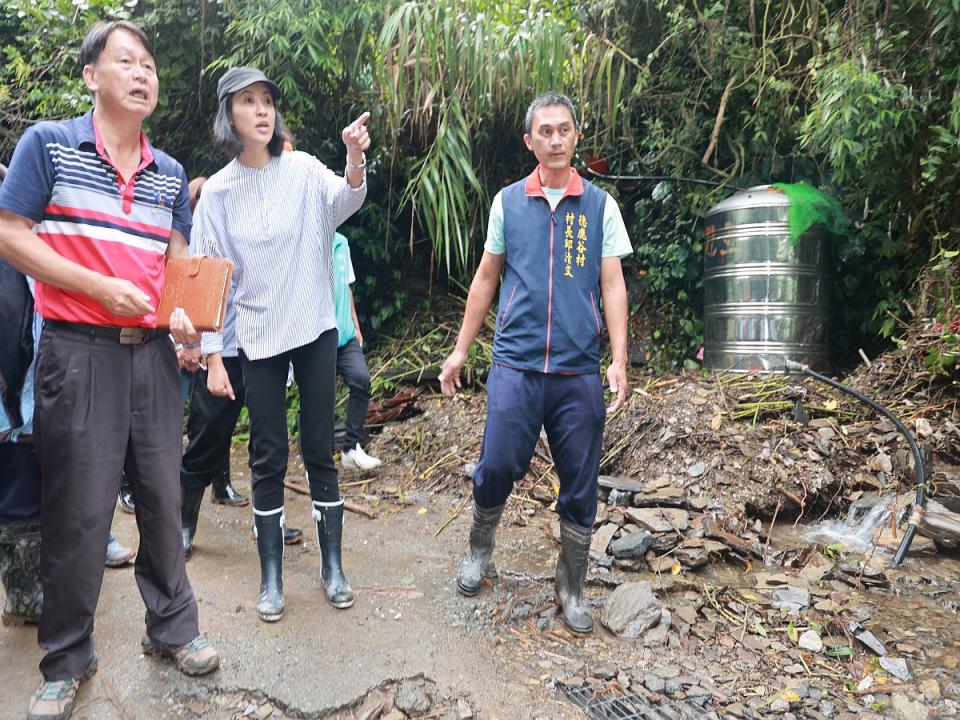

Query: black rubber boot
[555,519,593,634]
[456,503,504,596]
[283,526,304,545]
[312,501,354,609]
[249,523,304,544]
[0,519,42,626]
[211,469,249,507]
[180,485,205,560]
[253,510,285,622]
[118,475,135,514]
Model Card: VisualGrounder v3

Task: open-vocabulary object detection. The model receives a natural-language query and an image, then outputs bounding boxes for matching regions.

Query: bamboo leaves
[402,99,482,273]
[375,0,634,278]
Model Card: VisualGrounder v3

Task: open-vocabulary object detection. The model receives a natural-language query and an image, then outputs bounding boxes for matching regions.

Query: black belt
[45,320,164,345]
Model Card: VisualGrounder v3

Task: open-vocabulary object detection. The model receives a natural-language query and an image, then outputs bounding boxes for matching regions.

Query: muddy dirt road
[0,472,583,719]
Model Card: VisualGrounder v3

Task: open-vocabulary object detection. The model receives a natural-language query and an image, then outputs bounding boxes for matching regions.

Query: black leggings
[240,329,339,510]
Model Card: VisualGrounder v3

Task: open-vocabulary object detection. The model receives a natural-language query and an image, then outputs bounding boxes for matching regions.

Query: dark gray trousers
[180,357,245,489]
[34,323,199,681]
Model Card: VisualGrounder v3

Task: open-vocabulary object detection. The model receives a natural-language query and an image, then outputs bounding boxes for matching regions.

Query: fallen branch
[283,480,377,518]
[344,500,378,519]
[854,682,916,697]
[435,494,470,537]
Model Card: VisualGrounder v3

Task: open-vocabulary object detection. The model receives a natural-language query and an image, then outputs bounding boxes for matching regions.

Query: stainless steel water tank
[703,185,830,372]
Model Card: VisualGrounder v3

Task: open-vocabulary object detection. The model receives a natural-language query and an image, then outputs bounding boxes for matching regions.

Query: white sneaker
[341,443,382,470]
[105,534,136,568]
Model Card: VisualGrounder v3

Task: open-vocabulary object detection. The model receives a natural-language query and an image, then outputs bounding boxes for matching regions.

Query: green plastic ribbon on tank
[771,181,847,246]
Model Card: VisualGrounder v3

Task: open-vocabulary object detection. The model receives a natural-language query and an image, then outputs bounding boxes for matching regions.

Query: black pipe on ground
[784,359,926,567]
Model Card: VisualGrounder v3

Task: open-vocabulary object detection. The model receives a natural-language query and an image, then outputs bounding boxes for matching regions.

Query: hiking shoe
[141,634,220,676]
[27,656,97,720]
[105,534,136,568]
[341,443,382,470]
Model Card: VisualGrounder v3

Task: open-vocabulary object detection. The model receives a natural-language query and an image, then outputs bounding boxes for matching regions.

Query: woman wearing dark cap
[194,67,370,622]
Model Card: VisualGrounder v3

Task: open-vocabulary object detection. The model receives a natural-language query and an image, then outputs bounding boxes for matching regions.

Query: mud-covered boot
[555,519,593,634]
[253,508,285,622]
[312,500,354,609]
[456,503,504,596]
[180,485,205,560]
[0,518,43,626]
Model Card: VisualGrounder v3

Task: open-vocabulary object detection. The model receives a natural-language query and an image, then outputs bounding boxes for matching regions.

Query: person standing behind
[439,91,631,635]
[0,254,43,629]
[196,68,370,622]
[0,161,43,631]
[0,21,219,720]
[333,232,382,470]
[180,176,250,513]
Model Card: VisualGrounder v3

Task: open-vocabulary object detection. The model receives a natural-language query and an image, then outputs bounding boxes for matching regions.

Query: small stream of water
[801,495,897,551]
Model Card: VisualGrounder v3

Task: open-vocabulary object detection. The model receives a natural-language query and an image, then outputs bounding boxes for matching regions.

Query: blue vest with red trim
[493,170,607,374]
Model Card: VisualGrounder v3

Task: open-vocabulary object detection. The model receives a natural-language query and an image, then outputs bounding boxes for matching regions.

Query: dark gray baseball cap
[217,67,281,103]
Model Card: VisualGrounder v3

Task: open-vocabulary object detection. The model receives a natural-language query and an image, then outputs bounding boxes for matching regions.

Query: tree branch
[702,75,736,168]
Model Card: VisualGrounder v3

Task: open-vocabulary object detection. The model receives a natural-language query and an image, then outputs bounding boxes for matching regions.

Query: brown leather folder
[156,256,233,332]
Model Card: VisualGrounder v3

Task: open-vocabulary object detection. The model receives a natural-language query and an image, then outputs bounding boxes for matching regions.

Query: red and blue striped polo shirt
[0,110,191,328]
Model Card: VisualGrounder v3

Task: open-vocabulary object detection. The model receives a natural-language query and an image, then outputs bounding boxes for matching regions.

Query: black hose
[584,168,743,191]
[784,359,926,567]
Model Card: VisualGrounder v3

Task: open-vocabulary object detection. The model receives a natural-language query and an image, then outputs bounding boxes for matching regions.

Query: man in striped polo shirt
[0,20,218,720]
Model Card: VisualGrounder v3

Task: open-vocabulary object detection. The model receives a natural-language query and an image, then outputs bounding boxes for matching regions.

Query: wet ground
[4,464,960,719]
[4,371,960,718]
[0,461,584,720]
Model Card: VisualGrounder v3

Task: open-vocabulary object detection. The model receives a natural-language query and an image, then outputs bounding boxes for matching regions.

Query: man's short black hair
[524,91,579,135]
[79,21,153,68]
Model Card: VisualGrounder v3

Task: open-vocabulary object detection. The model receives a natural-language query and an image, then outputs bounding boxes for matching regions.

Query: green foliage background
[2,0,959,370]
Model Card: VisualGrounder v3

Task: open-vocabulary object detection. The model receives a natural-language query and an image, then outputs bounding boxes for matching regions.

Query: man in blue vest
[439,91,631,634]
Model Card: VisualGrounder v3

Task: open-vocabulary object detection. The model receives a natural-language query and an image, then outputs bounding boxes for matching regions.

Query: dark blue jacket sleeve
[171,165,192,241]
[0,124,56,223]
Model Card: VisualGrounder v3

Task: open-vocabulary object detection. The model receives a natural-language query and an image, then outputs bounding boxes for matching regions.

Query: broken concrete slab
[395,679,432,716]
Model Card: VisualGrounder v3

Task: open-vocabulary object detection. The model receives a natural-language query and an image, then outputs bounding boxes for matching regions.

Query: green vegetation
[2,0,958,370]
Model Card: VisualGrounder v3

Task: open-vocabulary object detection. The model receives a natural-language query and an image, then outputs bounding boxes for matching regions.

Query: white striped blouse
[194,150,366,361]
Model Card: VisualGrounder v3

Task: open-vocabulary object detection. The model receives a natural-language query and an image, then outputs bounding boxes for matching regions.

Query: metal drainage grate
[561,684,726,720]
